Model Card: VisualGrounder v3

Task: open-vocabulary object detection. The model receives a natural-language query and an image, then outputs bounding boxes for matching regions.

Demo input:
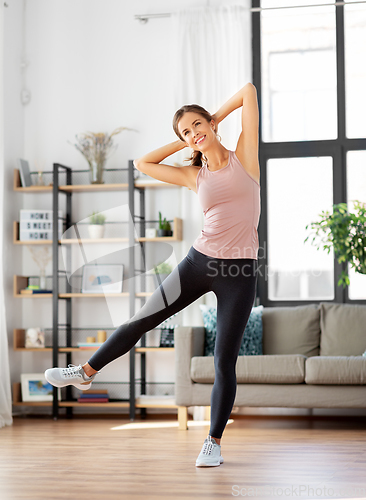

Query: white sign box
[19,210,63,241]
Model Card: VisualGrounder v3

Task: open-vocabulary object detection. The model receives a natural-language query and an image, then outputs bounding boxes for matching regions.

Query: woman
[45,83,261,467]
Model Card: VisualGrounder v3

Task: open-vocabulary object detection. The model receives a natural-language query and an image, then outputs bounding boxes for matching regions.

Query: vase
[88,225,105,239]
[39,268,47,290]
[89,160,105,184]
[157,229,173,237]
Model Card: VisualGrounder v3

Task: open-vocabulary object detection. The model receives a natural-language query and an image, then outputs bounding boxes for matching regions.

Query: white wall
[4,0,247,415]
[3,0,25,388]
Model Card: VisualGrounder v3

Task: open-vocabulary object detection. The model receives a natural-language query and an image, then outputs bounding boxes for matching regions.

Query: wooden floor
[1,415,366,500]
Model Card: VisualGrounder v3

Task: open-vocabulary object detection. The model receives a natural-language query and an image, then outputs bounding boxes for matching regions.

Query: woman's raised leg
[87,254,212,371]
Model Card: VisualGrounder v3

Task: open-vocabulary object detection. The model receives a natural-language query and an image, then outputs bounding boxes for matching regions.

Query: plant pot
[157,229,173,237]
[154,273,170,287]
[88,225,105,239]
[89,160,105,184]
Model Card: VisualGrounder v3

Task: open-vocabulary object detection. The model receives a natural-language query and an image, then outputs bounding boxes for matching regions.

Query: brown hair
[172,104,215,167]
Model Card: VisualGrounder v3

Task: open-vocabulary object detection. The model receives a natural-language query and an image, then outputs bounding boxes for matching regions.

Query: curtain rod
[135,1,366,22]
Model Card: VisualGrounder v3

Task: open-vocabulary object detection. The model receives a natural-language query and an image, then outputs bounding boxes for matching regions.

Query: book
[77,342,104,348]
[20,289,52,294]
[17,159,32,187]
[77,398,109,403]
[79,393,108,399]
[84,389,109,394]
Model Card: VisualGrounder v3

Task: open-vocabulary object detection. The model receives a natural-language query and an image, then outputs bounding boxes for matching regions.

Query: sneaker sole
[195,457,224,467]
[45,371,92,391]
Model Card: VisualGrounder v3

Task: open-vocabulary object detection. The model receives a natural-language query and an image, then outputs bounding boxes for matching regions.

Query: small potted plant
[152,261,173,286]
[157,211,173,237]
[88,211,106,239]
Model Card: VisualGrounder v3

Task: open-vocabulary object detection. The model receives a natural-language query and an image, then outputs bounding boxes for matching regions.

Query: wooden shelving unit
[13,163,183,419]
[135,347,174,353]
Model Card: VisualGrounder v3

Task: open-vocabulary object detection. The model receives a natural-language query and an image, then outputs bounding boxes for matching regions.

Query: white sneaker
[195,436,224,467]
[45,364,97,391]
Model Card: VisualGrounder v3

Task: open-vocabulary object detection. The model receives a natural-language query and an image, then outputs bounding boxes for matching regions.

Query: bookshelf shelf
[135,395,177,408]
[135,347,174,352]
[59,183,129,192]
[59,292,129,298]
[14,169,182,192]
[60,238,129,244]
[59,401,130,408]
[13,170,53,192]
[12,383,129,408]
[13,219,182,244]
[13,276,130,298]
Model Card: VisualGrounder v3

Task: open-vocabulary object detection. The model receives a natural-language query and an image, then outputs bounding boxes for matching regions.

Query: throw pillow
[199,304,263,357]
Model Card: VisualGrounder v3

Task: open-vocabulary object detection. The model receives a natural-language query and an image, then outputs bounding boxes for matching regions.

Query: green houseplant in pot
[304,200,366,288]
[152,261,173,287]
[157,211,173,237]
[88,212,106,239]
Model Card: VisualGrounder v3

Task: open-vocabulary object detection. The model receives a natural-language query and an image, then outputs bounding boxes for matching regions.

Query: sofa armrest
[174,326,205,406]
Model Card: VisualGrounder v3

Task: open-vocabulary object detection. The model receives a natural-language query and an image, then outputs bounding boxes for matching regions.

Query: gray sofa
[174,303,366,430]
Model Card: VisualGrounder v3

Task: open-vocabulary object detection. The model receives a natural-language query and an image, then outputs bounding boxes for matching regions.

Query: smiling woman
[45,83,261,468]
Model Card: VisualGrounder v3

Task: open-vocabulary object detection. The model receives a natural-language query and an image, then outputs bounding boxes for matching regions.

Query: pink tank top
[192,150,260,259]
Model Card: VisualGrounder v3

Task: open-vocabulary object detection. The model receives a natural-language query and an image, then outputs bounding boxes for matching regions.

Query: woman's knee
[214,354,237,377]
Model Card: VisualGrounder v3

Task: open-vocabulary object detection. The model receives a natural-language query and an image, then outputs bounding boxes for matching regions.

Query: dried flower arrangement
[69,126,132,184]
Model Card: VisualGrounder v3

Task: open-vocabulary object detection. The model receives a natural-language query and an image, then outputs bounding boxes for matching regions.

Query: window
[346,151,366,300]
[253,0,366,305]
[344,2,366,139]
[261,3,337,142]
[267,157,334,300]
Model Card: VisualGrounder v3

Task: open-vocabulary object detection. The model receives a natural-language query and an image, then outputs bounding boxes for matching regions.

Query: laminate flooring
[1,415,366,500]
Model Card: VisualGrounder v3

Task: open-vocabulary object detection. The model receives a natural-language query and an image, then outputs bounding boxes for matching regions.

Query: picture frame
[25,327,45,348]
[17,158,32,187]
[21,373,61,402]
[81,264,123,294]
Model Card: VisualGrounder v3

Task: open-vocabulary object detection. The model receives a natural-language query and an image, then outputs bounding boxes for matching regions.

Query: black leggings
[88,246,258,439]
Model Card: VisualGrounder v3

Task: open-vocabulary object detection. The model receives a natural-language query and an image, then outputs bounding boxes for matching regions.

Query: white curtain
[172,3,252,311]
[0,2,13,429]
[173,3,252,150]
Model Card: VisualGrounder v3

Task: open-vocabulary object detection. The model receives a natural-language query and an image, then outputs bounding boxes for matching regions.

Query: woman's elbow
[245,82,257,94]
[133,159,142,171]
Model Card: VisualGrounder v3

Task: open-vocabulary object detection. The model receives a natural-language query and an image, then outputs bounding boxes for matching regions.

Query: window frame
[252,0,366,306]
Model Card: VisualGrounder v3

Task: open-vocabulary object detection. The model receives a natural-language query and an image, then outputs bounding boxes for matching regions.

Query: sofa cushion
[305,356,366,384]
[262,304,320,357]
[200,305,263,357]
[320,303,366,356]
[190,354,306,384]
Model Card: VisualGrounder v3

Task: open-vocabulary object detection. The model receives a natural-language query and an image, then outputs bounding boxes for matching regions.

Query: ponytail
[190,150,203,167]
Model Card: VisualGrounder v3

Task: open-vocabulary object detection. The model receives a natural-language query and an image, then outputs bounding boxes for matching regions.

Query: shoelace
[202,437,215,456]
[61,364,83,378]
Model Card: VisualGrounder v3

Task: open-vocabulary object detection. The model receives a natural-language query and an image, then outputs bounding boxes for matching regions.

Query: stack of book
[77,342,104,350]
[78,389,109,403]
